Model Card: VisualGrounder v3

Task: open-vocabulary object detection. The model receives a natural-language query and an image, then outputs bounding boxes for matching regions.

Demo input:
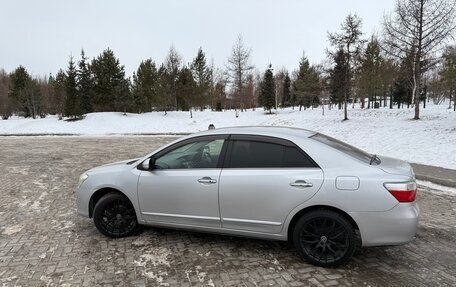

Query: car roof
[191,126,317,139]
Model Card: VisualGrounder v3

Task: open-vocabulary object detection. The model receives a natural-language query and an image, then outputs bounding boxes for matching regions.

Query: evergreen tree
[440,46,456,111]
[53,69,66,117]
[190,47,212,110]
[0,70,12,119]
[91,48,130,112]
[64,56,80,118]
[78,50,93,114]
[393,56,413,108]
[9,66,30,116]
[176,65,196,114]
[329,49,349,109]
[259,65,275,113]
[157,64,174,113]
[294,56,321,110]
[9,66,42,118]
[132,59,159,113]
[328,14,365,120]
[357,37,383,108]
[282,72,291,107]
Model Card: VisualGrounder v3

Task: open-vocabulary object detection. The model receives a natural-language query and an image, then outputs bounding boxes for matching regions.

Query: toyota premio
[76,127,419,266]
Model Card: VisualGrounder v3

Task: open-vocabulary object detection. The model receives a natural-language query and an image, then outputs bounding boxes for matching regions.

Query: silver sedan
[76,126,419,266]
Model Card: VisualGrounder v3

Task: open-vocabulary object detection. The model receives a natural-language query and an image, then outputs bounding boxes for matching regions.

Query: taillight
[384,181,417,202]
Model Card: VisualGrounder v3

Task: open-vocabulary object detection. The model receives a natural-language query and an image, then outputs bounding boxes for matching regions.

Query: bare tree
[227,35,254,111]
[383,0,456,119]
[328,14,365,120]
[164,45,183,111]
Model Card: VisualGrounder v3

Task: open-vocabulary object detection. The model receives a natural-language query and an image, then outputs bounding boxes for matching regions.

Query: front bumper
[76,184,91,218]
[349,202,419,247]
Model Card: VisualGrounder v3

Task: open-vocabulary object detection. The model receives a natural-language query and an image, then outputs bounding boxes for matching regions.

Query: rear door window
[228,139,316,168]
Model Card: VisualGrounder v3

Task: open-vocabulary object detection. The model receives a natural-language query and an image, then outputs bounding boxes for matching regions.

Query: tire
[93,193,139,238]
[292,210,356,267]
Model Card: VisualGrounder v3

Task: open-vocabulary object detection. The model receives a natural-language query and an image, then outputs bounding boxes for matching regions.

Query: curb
[415,174,456,188]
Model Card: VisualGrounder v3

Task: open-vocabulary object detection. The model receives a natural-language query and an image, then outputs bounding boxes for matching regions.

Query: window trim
[224,134,319,169]
[146,135,230,170]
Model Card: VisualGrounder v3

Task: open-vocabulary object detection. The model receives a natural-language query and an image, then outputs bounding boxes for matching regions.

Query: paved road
[0,136,455,286]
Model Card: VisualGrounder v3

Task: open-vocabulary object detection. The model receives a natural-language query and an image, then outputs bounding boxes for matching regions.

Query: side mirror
[140,157,155,170]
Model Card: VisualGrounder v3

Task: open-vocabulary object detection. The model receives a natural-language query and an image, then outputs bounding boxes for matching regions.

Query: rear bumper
[349,202,419,247]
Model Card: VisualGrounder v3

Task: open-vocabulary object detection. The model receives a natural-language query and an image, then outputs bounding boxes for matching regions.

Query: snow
[2,224,23,235]
[417,180,456,196]
[0,102,455,169]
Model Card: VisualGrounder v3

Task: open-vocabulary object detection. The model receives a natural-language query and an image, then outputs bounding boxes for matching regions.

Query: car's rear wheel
[293,210,356,267]
[93,193,139,238]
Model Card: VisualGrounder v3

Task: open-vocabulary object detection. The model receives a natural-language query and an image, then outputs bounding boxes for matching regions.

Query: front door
[138,136,228,228]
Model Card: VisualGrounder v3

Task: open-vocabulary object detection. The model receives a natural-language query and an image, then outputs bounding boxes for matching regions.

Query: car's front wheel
[93,193,139,238]
[293,210,356,267]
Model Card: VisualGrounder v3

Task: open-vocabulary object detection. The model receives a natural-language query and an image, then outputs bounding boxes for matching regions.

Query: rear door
[218,135,324,234]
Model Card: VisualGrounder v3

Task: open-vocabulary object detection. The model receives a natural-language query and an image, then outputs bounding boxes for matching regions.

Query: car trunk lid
[377,155,415,179]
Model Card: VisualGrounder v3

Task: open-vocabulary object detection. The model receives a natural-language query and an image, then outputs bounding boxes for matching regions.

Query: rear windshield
[310,133,380,165]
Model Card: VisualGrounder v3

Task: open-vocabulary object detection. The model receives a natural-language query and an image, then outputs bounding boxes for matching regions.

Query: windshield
[310,133,380,165]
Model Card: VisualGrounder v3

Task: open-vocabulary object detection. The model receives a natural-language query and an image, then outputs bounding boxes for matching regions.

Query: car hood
[378,155,415,179]
[88,158,139,173]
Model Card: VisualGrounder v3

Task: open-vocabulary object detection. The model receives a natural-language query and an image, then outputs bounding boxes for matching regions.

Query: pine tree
[9,66,42,118]
[294,56,321,110]
[64,56,80,118]
[259,65,275,113]
[91,48,130,112]
[328,14,365,120]
[282,72,291,107]
[9,66,30,116]
[132,59,159,113]
[393,56,414,108]
[78,50,93,114]
[157,64,174,114]
[358,37,383,108]
[0,70,12,119]
[176,65,196,114]
[53,69,66,117]
[440,46,456,111]
[190,47,211,110]
[329,49,349,109]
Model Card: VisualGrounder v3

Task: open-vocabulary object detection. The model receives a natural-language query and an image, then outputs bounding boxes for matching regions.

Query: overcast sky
[0,0,397,77]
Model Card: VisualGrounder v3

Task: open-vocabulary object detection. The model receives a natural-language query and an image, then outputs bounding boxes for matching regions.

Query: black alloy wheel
[293,210,356,267]
[93,193,139,238]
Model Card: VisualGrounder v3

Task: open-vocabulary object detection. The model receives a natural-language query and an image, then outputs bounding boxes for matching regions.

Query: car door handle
[198,177,217,184]
[290,180,313,188]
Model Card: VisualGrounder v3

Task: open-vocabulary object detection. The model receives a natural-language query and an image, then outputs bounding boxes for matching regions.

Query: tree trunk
[413,0,424,120]
[389,85,393,109]
[454,92,456,111]
[449,88,452,109]
[384,91,387,107]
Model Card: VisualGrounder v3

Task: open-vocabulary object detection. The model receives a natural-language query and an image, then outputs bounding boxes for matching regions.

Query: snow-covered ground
[1,103,455,169]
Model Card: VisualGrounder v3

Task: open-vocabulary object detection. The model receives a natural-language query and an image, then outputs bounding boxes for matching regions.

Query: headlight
[78,173,89,188]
